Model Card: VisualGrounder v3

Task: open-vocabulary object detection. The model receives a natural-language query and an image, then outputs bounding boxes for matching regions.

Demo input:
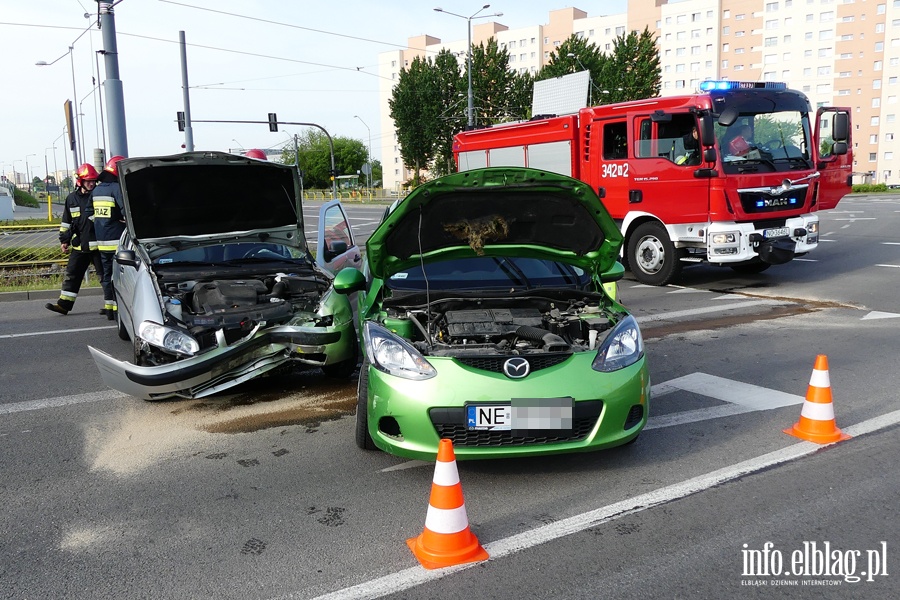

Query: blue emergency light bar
[699,80,788,91]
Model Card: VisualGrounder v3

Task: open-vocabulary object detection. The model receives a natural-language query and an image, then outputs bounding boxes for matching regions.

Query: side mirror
[699,114,716,147]
[333,267,366,295]
[703,147,718,163]
[115,249,137,268]
[600,261,625,283]
[833,112,850,142]
[832,141,848,156]
[324,240,348,261]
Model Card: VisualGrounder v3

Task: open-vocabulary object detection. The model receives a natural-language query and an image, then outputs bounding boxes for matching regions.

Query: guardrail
[0,224,65,268]
[303,189,408,202]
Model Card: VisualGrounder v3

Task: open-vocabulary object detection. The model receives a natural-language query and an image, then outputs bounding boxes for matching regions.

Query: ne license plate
[466,398,573,432]
[764,227,790,238]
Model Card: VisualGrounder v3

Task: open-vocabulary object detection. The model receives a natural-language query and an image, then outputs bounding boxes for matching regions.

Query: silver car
[89,151,361,400]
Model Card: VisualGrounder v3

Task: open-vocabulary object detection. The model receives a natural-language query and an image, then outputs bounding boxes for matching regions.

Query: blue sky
[0,0,627,179]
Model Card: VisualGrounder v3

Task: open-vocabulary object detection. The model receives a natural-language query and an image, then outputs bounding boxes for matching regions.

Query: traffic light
[268,112,278,132]
[176,111,186,132]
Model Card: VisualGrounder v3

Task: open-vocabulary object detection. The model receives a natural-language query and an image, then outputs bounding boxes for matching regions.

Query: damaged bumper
[89,324,355,400]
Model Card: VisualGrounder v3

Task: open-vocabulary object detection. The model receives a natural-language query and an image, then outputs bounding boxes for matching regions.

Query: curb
[0,287,103,302]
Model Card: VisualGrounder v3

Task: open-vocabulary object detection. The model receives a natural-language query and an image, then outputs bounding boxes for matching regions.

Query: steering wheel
[762,140,784,152]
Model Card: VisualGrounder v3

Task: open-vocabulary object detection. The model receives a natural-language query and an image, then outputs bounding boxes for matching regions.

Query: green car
[334,168,649,460]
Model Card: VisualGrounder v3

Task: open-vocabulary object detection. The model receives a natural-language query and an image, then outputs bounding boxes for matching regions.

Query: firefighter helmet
[75,163,100,186]
[104,155,125,177]
[244,148,267,160]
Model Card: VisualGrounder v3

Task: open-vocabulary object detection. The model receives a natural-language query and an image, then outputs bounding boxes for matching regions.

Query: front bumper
[89,322,356,400]
[364,353,650,460]
[705,215,818,264]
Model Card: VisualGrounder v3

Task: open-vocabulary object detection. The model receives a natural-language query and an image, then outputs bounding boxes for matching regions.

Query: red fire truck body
[453,81,852,285]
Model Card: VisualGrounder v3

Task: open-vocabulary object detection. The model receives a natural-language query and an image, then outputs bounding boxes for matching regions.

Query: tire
[116,310,130,341]
[627,222,684,286]
[355,360,377,451]
[730,260,772,274]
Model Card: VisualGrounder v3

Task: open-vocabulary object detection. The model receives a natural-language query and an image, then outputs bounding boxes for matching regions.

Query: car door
[814,107,853,210]
[316,200,361,274]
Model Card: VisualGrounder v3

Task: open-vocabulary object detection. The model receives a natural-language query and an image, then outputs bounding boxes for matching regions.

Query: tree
[431,49,465,177]
[539,30,660,106]
[468,38,518,128]
[279,131,367,189]
[600,27,660,103]
[390,55,440,186]
[536,35,606,107]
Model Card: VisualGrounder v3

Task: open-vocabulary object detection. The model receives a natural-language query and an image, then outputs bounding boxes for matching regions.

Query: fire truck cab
[454,81,852,285]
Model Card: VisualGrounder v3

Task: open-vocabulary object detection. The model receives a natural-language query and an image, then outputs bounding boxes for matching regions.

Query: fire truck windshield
[716,110,813,173]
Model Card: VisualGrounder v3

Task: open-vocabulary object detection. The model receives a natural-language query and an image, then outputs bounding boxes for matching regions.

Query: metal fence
[0,224,65,268]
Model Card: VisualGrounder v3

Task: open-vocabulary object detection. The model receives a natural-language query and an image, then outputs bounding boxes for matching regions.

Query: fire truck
[453,81,852,285]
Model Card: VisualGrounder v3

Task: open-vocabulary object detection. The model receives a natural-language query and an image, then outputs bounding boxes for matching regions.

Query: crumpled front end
[89,319,356,400]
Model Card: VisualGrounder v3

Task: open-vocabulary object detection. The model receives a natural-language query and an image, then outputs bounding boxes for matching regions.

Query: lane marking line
[876,264,900,268]
[0,390,128,416]
[0,325,116,339]
[300,409,900,600]
[861,311,900,320]
[634,299,785,323]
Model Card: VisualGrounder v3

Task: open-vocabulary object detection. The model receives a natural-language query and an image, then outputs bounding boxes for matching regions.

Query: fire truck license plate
[763,227,790,238]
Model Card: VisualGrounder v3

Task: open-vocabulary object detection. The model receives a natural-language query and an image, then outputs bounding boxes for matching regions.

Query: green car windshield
[386,256,589,291]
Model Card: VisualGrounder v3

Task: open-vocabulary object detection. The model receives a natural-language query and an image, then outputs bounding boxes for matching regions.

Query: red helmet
[104,155,125,177]
[75,163,100,186]
[244,148,267,160]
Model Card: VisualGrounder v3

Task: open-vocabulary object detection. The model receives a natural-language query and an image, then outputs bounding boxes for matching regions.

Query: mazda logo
[503,357,530,379]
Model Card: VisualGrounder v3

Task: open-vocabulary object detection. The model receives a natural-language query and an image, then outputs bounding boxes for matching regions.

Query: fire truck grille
[739,191,806,214]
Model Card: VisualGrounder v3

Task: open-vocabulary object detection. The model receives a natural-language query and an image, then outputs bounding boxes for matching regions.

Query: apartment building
[379,0,898,191]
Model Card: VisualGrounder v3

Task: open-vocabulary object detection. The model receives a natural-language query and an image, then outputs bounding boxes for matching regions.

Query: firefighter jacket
[58,188,96,251]
[91,180,126,252]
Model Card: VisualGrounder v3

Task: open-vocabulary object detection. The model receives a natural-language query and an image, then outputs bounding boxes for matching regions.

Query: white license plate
[764,227,790,238]
[466,398,574,431]
[467,404,511,431]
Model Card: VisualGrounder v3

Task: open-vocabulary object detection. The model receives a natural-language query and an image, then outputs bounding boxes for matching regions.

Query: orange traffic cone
[406,439,489,569]
[784,354,851,444]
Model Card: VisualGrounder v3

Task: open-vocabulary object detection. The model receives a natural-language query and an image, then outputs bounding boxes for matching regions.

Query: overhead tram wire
[157,0,445,57]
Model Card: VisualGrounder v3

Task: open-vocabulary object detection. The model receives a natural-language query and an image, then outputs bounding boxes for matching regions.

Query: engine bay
[383,296,619,356]
[159,272,331,349]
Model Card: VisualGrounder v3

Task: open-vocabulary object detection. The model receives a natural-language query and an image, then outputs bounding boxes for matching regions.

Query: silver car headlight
[137,321,199,356]
[363,321,436,380]
[591,315,644,372]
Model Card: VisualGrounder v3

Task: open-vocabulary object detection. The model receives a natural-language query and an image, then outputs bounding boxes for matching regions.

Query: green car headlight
[137,321,199,356]
[591,315,644,372]
[363,321,436,380]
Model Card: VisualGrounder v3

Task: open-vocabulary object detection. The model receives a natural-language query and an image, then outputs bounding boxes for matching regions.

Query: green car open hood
[366,168,624,280]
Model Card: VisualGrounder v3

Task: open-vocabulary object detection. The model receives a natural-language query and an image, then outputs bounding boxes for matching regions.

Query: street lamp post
[25,154,36,193]
[434,5,503,130]
[11,160,22,187]
[353,115,372,191]
[35,46,81,166]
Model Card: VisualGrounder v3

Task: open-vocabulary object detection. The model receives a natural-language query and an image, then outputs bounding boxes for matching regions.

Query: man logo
[503,357,530,379]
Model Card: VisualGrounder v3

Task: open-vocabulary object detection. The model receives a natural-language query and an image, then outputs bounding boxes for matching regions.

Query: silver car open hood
[119,151,305,260]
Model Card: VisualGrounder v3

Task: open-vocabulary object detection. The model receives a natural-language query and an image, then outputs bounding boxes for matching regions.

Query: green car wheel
[355,360,376,450]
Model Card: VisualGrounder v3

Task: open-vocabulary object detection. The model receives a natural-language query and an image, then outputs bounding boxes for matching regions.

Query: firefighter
[45,163,103,315]
[92,155,127,320]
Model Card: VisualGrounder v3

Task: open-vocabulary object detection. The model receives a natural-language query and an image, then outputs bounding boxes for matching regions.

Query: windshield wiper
[222,256,303,265]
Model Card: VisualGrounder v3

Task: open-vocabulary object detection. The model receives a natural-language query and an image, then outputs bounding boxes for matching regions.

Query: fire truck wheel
[730,260,772,274]
[628,222,684,286]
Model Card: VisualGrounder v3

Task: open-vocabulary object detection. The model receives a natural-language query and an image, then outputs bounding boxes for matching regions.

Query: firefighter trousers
[56,249,104,312]
[99,250,117,315]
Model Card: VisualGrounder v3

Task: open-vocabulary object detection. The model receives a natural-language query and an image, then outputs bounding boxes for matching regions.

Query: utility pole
[179,31,194,152]
[97,1,128,157]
